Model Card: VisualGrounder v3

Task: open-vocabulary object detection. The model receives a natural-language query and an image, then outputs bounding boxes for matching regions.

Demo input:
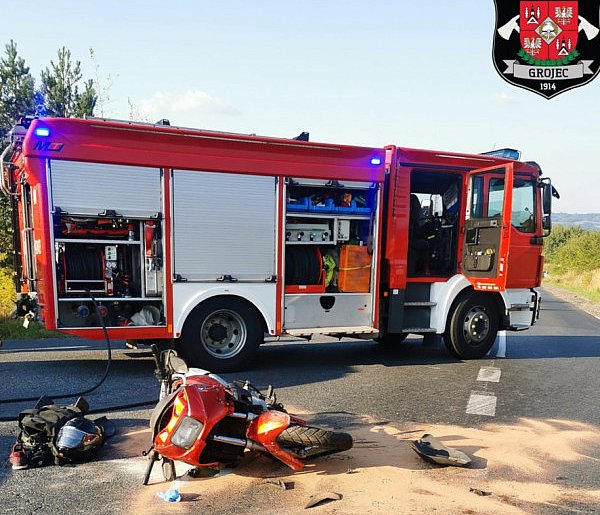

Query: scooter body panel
[247,411,305,471]
[147,364,347,480]
[153,375,234,466]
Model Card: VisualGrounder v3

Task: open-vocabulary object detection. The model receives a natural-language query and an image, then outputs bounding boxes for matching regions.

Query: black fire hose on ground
[0,293,158,422]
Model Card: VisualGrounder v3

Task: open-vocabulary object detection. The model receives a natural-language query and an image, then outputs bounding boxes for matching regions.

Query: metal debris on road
[469,487,492,496]
[187,466,221,478]
[410,434,471,467]
[264,479,294,490]
[304,492,342,509]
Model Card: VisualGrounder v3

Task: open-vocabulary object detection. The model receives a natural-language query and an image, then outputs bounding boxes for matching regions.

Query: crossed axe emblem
[498,11,600,40]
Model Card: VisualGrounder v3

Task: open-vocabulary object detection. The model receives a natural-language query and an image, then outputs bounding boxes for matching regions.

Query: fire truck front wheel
[178,297,263,372]
[444,293,499,359]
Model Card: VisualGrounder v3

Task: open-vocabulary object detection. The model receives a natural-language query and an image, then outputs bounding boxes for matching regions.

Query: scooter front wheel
[162,458,177,481]
[276,425,353,459]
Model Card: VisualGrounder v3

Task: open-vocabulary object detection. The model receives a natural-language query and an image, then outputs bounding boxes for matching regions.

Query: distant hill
[553,213,600,231]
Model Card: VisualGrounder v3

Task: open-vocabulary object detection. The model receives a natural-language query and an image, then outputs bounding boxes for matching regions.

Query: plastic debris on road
[264,479,294,490]
[156,489,181,502]
[304,492,342,509]
[470,487,492,496]
[410,434,471,467]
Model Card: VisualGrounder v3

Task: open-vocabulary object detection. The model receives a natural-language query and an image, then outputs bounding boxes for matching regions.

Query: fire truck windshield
[487,177,536,233]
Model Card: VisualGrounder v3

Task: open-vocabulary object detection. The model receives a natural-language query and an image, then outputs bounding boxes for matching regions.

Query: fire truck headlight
[34,127,50,137]
[171,416,203,449]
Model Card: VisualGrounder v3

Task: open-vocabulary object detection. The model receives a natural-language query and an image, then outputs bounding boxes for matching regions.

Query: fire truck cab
[380,146,553,358]
[1,117,555,371]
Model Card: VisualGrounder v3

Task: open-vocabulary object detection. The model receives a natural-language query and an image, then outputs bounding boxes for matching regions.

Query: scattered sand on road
[127,414,600,514]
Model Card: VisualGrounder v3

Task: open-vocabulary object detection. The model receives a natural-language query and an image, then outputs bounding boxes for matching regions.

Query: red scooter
[142,348,353,484]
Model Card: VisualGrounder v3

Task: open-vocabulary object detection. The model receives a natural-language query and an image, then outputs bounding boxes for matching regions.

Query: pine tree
[0,41,34,268]
[0,40,34,134]
[40,47,97,118]
[0,43,98,272]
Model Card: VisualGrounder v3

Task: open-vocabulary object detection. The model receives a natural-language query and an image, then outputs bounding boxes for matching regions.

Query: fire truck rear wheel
[444,293,499,359]
[178,297,263,372]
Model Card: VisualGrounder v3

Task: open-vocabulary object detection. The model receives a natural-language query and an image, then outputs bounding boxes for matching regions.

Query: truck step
[508,324,530,330]
[401,327,437,333]
[286,326,378,337]
[403,301,437,307]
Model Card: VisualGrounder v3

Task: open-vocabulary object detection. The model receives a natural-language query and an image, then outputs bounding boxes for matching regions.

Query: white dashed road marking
[467,334,506,416]
[465,391,497,416]
[477,366,502,382]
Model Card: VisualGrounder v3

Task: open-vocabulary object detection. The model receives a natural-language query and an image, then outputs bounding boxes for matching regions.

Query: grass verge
[543,265,600,304]
[0,318,65,341]
[1,260,64,340]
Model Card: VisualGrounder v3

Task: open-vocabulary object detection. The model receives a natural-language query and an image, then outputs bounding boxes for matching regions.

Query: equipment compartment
[284,178,377,295]
[283,178,379,331]
[285,179,374,215]
[338,245,371,293]
[53,214,165,328]
[284,293,372,329]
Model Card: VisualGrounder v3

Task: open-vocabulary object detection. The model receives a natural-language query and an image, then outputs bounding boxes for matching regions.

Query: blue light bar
[34,127,50,137]
[481,148,521,161]
[370,157,382,165]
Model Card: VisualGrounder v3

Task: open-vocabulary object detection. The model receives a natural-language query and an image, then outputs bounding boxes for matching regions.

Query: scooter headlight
[171,416,203,449]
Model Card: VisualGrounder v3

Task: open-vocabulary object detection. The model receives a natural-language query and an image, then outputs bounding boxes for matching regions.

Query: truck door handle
[217,275,238,282]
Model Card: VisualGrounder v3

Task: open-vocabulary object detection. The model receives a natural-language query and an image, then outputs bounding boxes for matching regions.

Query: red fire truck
[1,117,556,370]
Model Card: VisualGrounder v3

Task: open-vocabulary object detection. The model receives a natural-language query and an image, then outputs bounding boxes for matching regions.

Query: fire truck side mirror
[540,179,556,236]
[542,214,551,233]
[542,182,552,215]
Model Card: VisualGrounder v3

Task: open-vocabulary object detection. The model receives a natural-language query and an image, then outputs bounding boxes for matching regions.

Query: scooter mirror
[169,356,189,374]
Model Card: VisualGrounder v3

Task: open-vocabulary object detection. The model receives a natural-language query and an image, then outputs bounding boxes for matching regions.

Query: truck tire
[276,425,353,459]
[177,297,263,372]
[375,332,408,345]
[444,292,499,359]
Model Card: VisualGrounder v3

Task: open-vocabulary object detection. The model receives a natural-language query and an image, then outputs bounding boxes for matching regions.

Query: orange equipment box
[338,245,371,293]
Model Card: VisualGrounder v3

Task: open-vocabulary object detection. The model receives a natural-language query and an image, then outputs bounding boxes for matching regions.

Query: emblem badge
[493,1,600,98]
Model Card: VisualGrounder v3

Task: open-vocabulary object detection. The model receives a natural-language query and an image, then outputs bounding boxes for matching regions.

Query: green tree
[553,231,600,271]
[0,196,12,267]
[0,41,35,268]
[0,40,35,133]
[544,225,585,261]
[40,47,97,118]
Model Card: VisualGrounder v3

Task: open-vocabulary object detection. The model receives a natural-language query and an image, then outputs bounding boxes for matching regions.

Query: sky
[1,0,599,213]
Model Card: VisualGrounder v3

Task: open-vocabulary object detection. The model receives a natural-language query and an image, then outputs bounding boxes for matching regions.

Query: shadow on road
[505,335,600,359]
[0,338,456,418]
[2,332,600,405]
[0,334,130,351]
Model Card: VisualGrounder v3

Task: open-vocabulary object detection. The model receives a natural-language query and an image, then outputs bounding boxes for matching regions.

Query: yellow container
[338,245,371,293]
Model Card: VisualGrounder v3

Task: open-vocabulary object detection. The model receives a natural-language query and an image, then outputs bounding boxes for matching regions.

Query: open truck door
[462,163,513,292]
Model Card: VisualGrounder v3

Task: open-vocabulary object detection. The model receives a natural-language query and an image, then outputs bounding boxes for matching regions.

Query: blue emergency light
[481,148,521,161]
[370,157,382,165]
[34,127,50,137]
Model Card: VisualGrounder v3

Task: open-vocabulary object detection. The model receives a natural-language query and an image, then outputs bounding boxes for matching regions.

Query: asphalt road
[0,289,598,514]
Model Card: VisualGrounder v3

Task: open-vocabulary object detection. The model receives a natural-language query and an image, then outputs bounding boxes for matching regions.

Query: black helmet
[55,417,104,462]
